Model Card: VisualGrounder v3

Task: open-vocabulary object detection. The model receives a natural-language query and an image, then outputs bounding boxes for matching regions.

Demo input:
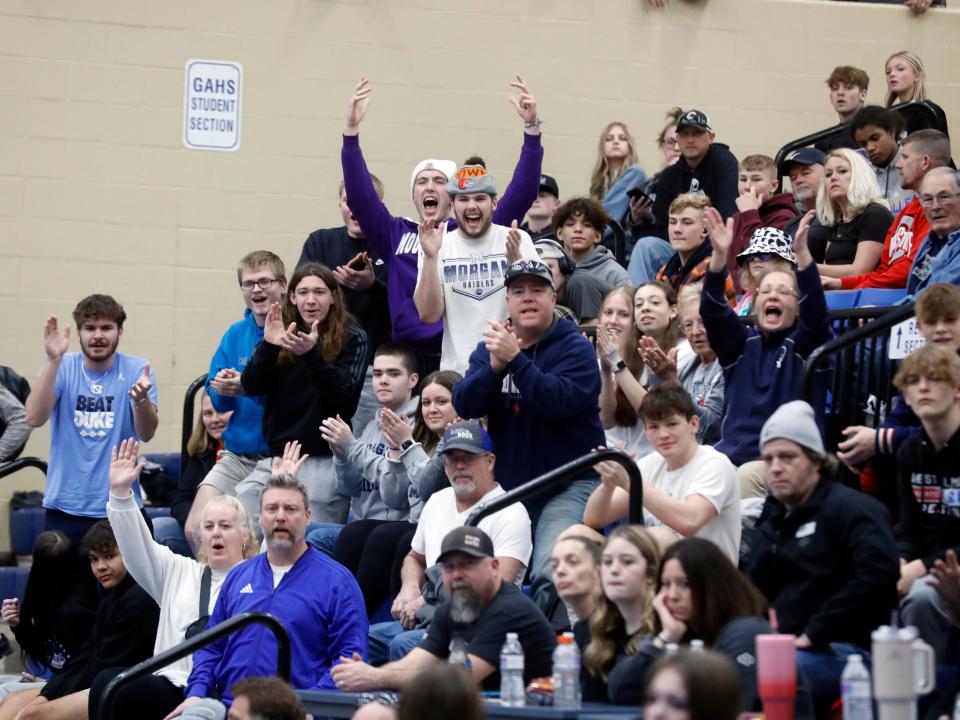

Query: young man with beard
[822,130,948,290]
[453,261,605,612]
[414,164,538,375]
[25,295,157,540]
[166,474,368,718]
[185,251,287,552]
[331,526,555,693]
[365,421,532,664]
[341,76,543,376]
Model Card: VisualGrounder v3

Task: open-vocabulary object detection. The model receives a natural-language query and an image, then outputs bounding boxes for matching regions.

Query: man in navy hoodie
[453,260,604,611]
[184,251,286,552]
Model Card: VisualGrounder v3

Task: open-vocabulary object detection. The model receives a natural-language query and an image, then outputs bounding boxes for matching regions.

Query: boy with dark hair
[25,294,157,541]
[893,344,960,663]
[184,251,287,552]
[851,106,912,213]
[587,382,741,563]
[727,155,799,285]
[11,521,160,719]
[311,343,420,558]
[554,197,629,288]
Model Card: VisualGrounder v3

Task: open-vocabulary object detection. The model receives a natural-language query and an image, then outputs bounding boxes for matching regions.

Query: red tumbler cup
[755,633,797,720]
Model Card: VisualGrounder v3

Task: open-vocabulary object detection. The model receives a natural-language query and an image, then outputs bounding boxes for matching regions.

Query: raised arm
[492,76,543,226]
[128,361,158,442]
[24,315,70,427]
[701,208,747,364]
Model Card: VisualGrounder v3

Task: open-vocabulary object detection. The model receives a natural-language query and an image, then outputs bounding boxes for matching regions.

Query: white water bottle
[841,654,873,720]
[552,632,581,708]
[500,632,525,707]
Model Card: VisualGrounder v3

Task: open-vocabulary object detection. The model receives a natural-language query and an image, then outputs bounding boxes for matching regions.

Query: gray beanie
[447,164,497,196]
[759,400,825,457]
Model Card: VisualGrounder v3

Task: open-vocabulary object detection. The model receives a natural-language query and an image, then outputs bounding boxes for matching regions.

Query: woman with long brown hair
[238,262,368,527]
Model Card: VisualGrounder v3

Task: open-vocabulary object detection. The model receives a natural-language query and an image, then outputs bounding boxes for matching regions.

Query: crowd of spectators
[1,45,959,719]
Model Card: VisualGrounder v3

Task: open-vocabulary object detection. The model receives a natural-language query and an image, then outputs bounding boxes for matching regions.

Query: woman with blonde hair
[575,525,659,702]
[590,121,646,226]
[814,148,893,281]
[884,50,948,135]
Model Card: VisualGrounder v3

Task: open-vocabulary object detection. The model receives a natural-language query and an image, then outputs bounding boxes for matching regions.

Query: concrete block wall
[0,0,957,549]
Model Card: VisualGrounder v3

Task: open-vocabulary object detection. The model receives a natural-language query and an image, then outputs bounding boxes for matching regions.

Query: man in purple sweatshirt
[341,76,544,376]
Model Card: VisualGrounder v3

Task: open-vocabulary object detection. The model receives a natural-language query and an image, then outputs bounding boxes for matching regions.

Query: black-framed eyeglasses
[239,278,280,291]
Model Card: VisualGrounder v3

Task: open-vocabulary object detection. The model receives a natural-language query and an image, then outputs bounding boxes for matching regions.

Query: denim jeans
[306,522,345,557]
[796,642,864,716]
[627,235,674,285]
[529,478,599,612]
[367,621,426,665]
[152,516,193,558]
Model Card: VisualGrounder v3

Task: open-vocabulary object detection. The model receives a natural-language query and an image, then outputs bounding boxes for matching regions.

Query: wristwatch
[614,359,627,373]
[400,439,414,452]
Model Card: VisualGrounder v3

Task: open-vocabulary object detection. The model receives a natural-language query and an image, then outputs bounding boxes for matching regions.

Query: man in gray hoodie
[311,343,420,554]
[554,197,630,289]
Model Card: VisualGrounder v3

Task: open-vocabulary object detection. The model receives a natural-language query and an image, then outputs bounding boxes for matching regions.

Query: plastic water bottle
[553,632,581,708]
[841,654,873,720]
[690,639,705,652]
[500,632,525,707]
[952,692,960,720]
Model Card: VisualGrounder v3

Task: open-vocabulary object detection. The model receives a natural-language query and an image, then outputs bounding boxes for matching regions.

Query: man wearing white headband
[340,76,544,376]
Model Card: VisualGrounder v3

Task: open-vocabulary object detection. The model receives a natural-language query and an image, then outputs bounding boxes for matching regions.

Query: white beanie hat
[759,400,825,457]
[410,159,457,196]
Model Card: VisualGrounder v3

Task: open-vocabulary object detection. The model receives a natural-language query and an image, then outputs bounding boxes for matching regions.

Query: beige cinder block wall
[0,0,956,549]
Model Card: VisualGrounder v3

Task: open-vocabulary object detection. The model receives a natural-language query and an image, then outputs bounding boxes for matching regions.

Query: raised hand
[793,209,815,269]
[42,316,70,360]
[344,77,371,135]
[507,75,538,128]
[287,320,319,356]
[418,217,444,259]
[263,303,290,347]
[704,207,734,257]
[110,438,145,495]
[319,415,354,456]
[506,221,522,264]
[596,325,621,370]
[333,252,374,290]
[210,368,244,397]
[128,363,153,406]
[735,186,763,214]
[483,320,520,373]
[271,440,309,478]
[380,408,413,449]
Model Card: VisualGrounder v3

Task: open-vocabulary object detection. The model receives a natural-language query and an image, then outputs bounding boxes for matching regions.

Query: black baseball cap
[676,110,712,132]
[503,259,555,290]
[437,526,495,563]
[440,421,493,455]
[779,147,826,175]
[538,174,559,198]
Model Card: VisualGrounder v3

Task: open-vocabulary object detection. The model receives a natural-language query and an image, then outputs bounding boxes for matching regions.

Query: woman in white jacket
[86,437,267,720]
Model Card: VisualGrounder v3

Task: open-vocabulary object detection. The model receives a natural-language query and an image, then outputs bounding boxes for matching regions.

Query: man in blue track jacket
[169,473,368,714]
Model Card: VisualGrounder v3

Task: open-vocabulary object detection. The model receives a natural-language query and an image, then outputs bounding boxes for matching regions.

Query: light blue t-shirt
[46,352,157,517]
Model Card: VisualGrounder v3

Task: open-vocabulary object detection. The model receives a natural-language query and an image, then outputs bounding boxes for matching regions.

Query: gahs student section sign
[183,59,242,151]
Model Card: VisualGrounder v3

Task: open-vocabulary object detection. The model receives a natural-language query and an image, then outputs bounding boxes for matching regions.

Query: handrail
[99,611,291,719]
[180,373,209,478]
[0,457,47,481]
[465,448,643,527]
[802,301,915,400]
[774,101,940,183]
